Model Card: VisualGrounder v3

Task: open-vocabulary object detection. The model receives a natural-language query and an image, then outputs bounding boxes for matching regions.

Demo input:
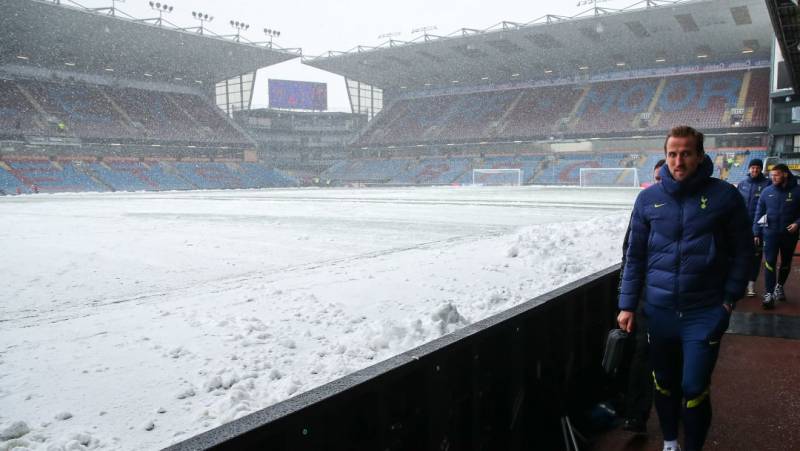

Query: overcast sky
[73,0,638,111]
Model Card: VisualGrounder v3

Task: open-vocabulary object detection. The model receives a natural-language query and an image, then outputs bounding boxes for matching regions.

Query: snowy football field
[0,186,637,450]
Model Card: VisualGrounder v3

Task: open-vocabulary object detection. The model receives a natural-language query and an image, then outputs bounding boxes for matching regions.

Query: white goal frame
[579,167,640,188]
[472,168,523,186]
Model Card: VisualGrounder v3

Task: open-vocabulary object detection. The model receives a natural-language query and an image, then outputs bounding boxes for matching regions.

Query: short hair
[771,163,791,174]
[654,159,666,171]
[663,125,704,156]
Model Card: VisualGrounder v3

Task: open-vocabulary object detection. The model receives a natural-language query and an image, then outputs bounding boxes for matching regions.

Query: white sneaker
[763,293,775,310]
[747,281,756,297]
[663,444,681,451]
[775,284,786,302]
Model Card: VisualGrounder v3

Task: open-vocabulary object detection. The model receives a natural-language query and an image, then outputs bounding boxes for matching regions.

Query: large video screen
[268,79,328,110]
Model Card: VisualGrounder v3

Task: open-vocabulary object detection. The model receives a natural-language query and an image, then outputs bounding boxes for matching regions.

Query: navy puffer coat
[752,174,800,238]
[737,173,770,222]
[619,155,752,311]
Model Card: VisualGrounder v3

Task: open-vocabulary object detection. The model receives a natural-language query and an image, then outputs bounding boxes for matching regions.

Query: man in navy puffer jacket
[618,126,752,451]
[737,159,770,297]
[752,163,800,309]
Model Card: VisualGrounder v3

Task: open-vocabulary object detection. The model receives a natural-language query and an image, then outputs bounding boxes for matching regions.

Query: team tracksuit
[737,173,770,282]
[752,174,800,296]
[620,156,752,450]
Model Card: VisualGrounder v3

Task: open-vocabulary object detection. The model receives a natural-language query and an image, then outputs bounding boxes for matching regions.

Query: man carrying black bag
[618,126,751,451]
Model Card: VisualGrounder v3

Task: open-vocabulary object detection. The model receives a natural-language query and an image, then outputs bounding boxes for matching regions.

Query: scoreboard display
[268,79,328,111]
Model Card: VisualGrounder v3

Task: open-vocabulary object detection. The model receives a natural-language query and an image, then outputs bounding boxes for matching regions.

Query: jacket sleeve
[617,215,633,294]
[724,188,755,303]
[619,195,649,311]
[753,190,766,237]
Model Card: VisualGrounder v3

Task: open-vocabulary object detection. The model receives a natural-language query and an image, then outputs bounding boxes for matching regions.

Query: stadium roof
[1,0,300,84]
[303,0,772,90]
[766,0,800,92]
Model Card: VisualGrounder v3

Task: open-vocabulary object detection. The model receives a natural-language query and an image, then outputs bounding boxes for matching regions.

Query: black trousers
[749,240,763,282]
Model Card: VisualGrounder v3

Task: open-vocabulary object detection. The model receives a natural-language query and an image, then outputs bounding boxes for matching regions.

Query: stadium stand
[0,158,303,193]
[0,161,28,194]
[0,78,250,145]
[355,68,769,147]
[319,159,408,183]
[173,162,248,190]
[4,159,107,193]
[86,160,192,192]
[237,163,299,188]
[311,148,767,187]
[501,86,585,138]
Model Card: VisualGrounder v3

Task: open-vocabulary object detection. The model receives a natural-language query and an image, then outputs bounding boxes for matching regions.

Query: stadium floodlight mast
[191,11,213,35]
[230,20,250,42]
[147,1,173,26]
[263,28,281,45]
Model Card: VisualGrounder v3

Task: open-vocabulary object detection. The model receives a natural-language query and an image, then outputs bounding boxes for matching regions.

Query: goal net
[472,168,523,186]
[579,168,640,188]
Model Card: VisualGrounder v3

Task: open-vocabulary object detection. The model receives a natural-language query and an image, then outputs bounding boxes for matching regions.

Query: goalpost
[472,168,523,186]
[579,167,640,188]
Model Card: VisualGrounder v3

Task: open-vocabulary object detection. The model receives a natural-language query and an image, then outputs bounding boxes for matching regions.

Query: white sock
[664,439,678,449]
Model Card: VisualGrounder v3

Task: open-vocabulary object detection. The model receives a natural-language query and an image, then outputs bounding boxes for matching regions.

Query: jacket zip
[675,198,684,311]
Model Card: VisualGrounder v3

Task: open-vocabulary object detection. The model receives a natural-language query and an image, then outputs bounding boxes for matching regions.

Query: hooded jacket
[619,155,752,311]
[737,173,770,222]
[752,173,800,238]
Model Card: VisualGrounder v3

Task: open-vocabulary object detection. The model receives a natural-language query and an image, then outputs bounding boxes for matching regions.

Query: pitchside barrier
[166,265,621,451]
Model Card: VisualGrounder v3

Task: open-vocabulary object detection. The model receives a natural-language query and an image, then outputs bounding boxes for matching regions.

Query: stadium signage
[268,79,328,111]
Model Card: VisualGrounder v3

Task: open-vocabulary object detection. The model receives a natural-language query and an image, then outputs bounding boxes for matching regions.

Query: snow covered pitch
[0,186,637,450]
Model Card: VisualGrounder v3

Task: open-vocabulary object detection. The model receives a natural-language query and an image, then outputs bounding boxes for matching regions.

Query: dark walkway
[592,266,800,451]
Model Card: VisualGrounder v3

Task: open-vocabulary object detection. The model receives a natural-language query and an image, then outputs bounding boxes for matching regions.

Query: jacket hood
[660,154,713,196]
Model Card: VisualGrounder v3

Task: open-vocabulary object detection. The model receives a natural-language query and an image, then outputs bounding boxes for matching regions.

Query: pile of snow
[0,188,631,450]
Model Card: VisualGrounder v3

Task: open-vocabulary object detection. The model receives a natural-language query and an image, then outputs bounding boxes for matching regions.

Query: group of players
[616,125,799,451]
[739,159,800,309]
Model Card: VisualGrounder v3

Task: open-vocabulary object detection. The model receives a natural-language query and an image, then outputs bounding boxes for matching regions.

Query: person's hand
[754,236,761,246]
[788,223,799,234]
[617,310,634,333]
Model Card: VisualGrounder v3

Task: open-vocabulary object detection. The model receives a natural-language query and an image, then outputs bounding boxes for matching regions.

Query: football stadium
[2,0,800,450]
